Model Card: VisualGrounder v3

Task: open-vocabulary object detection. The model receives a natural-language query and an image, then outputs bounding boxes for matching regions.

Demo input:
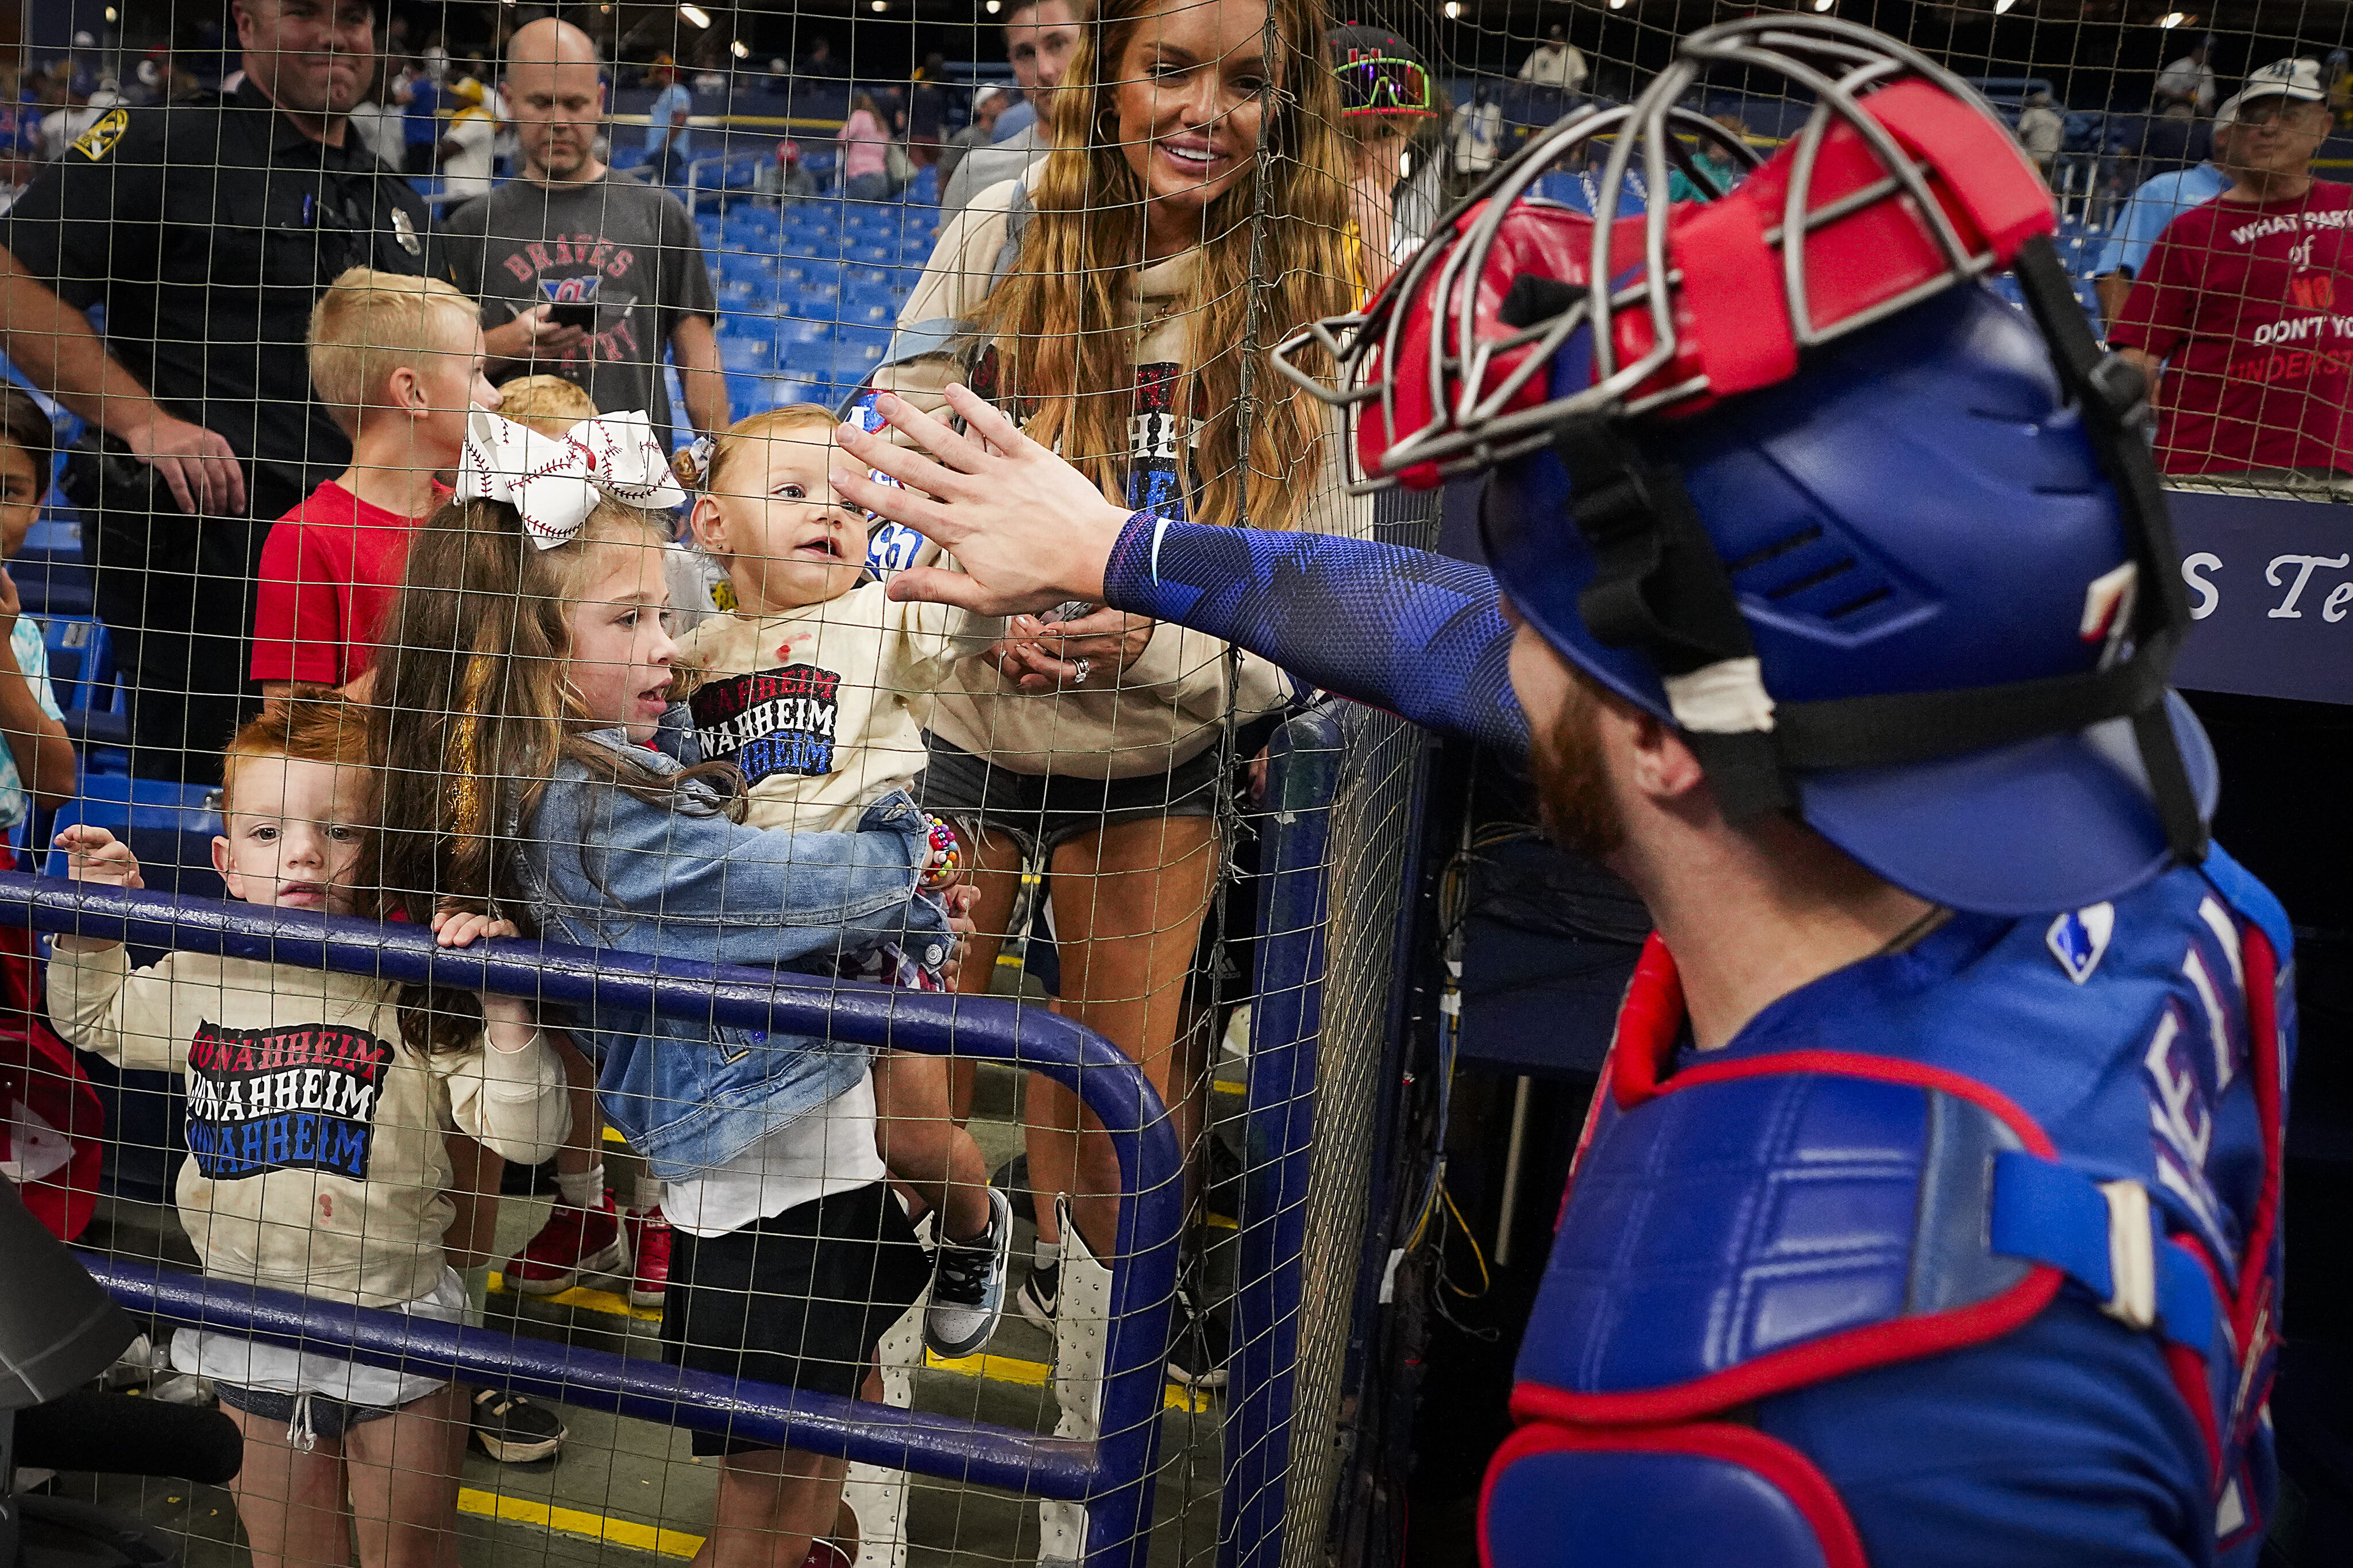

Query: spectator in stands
[0,0,431,785]
[1665,111,1749,203]
[941,0,1083,217]
[347,60,405,172]
[1518,23,1587,125]
[799,34,844,79]
[758,135,818,205]
[0,388,75,827]
[880,0,1363,1403]
[905,51,950,166]
[2016,87,2065,173]
[839,89,897,202]
[2155,33,2218,118]
[51,697,567,1568]
[37,83,114,161]
[2092,93,2241,326]
[435,76,496,199]
[2111,58,2353,492]
[453,371,688,1318]
[1328,24,1440,295]
[250,269,493,703]
[2329,48,2353,129]
[939,86,1008,191]
[432,18,727,456]
[1449,81,1503,202]
[396,58,439,174]
[646,52,692,184]
[680,404,1012,1360]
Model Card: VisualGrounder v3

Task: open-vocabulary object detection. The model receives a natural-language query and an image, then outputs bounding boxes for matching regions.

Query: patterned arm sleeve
[1102,514,1530,759]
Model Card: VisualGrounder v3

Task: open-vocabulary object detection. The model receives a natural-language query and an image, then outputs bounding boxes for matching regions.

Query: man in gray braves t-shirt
[428,17,726,448]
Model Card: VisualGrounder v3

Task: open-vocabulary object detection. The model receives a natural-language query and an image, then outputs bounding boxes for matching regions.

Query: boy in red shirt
[250,268,499,700]
[2112,57,2353,485]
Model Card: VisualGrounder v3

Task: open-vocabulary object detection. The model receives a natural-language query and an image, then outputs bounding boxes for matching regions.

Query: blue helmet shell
[1484,283,2216,915]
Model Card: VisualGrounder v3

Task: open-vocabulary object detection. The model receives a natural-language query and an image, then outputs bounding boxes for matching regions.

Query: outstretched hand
[829,387,1134,616]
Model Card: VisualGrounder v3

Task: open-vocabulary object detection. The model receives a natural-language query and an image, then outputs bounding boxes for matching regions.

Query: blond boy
[250,267,498,700]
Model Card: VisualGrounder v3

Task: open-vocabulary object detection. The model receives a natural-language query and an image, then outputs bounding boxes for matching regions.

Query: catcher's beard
[1528,675,1626,862]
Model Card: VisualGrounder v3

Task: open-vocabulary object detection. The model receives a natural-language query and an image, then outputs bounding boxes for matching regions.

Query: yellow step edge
[486,1270,665,1324]
[487,1283,1220,1409]
[458,1486,704,1559]
[923,1348,1213,1413]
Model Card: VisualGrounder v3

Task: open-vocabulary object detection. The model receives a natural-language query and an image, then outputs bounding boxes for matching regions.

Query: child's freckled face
[692,430,866,616]
[211,756,374,916]
[565,540,680,744]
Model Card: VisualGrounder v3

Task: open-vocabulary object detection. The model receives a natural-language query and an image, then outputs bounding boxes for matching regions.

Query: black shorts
[916,732,1219,858]
[661,1181,929,1457]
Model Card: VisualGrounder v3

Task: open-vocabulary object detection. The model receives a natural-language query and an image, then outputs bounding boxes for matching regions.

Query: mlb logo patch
[2046,903,2116,983]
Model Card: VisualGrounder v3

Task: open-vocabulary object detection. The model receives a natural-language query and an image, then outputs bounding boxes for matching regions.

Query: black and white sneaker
[925,1187,1013,1358]
[1016,1257,1060,1332]
[1164,1285,1230,1391]
[470,1387,568,1464]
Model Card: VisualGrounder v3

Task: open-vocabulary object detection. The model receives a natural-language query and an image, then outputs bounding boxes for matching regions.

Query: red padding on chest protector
[1479,1420,1869,1568]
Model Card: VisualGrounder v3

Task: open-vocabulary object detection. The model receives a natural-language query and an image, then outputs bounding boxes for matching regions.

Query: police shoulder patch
[70,106,129,163]
[2046,902,2116,984]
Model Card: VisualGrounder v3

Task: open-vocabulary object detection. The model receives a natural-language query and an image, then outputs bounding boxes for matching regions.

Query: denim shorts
[915,732,1219,858]
[212,1381,398,1442]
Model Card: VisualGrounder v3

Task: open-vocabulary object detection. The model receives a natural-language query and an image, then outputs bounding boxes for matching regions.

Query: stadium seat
[42,774,225,902]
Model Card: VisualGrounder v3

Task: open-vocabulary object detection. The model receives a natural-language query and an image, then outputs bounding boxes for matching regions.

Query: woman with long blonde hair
[871,0,1361,1400]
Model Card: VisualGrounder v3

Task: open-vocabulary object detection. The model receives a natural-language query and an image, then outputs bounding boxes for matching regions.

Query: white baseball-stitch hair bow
[457,407,688,549]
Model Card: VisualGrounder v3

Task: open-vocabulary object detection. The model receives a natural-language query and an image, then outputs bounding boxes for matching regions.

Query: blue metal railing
[0,871,1185,1568]
[1221,707,1343,1568]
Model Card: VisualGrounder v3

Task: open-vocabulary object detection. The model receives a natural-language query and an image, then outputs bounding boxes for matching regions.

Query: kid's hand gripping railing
[0,870,1186,1568]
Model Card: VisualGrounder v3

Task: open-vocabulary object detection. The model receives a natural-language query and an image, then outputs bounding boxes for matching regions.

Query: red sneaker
[626,1205,672,1308]
[506,1194,624,1295]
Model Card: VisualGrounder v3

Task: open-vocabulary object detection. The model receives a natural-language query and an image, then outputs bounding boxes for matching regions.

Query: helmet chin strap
[1533,239,2209,867]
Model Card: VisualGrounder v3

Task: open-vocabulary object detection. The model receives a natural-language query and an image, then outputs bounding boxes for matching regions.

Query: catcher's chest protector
[1482,851,2292,1568]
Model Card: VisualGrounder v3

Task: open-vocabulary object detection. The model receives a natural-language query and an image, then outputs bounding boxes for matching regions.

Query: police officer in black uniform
[0,0,426,782]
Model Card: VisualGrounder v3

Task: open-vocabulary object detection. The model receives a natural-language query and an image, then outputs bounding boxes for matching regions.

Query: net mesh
[0,3,2342,1568]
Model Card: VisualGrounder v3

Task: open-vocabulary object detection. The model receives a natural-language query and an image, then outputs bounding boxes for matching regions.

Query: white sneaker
[924,1187,1013,1358]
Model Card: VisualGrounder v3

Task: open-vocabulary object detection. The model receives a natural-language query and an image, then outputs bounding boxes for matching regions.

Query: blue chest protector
[1483,849,2293,1568]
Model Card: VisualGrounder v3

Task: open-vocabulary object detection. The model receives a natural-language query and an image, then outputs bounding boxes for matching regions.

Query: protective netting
[0,6,2343,1568]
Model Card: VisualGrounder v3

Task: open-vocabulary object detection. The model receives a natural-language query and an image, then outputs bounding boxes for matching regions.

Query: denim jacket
[512,709,950,1180]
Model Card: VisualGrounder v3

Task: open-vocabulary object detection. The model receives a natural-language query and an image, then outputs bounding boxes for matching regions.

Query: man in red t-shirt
[2111,57,2353,486]
[251,270,496,698]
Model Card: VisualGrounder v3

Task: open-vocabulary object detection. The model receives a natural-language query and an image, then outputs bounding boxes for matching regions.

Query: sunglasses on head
[1336,53,1437,117]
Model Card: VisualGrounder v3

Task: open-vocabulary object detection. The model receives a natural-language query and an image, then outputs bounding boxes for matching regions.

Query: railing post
[1218,705,1344,1568]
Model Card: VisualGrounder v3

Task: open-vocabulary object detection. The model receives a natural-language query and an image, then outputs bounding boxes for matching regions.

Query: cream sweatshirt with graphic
[678,582,999,833]
[49,945,568,1308]
[872,173,1368,780]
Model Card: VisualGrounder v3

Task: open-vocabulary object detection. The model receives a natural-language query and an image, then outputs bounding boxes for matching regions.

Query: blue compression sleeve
[1102,513,1530,759]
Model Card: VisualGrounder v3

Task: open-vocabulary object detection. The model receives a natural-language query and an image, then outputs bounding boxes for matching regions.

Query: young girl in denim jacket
[372,411,957,1568]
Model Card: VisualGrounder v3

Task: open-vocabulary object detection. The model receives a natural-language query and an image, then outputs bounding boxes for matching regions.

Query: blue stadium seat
[720,334,776,373]
[775,316,834,348]
[12,511,93,619]
[35,614,110,715]
[42,775,226,902]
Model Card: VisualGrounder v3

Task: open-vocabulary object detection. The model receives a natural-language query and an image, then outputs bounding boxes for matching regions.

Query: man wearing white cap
[2112,59,2353,489]
[2092,94,2241,325]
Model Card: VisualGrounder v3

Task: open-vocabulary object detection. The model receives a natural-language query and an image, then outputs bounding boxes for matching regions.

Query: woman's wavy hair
[970,0,1356,531]
[372,496,737,1052]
